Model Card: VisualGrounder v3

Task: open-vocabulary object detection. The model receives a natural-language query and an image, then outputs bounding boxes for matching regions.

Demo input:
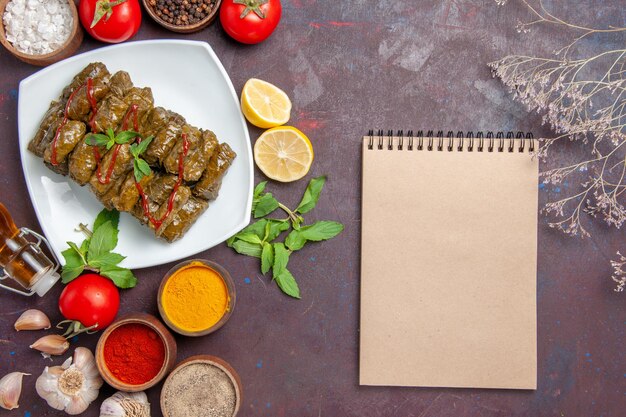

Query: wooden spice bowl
[158,259,237,337]
[0,0,83,66]
[142,0,222,34]
[160,355,242,417]
[95,312,177,392]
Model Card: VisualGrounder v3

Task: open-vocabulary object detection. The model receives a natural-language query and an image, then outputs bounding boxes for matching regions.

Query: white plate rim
[18,40,253,269]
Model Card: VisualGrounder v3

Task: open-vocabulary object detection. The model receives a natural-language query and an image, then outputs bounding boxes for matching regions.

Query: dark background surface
[1,1,624,416]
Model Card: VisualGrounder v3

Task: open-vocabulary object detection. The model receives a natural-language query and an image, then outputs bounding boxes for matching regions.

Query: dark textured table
[1,1,624,416]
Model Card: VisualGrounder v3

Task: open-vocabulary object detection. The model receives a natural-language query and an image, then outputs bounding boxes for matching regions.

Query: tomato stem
[91,0,128,28]
[234,0,268,19]
[57,320,100,339]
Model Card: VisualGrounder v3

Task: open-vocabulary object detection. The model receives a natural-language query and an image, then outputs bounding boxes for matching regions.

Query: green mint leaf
[232,240,262,258]
[93,208,120,233]
[261,242,274,274]
[99,265,137,289]
[272,243,290,277]
[265,219,290,242]
[107,128,116,140]
[88,252,126,268]
[80,238,90,254]
[115,130,141,144]
[235,233,263,245]
[136,158,152,176]
[61,264,84,283]
[296,176,326,214]
[61,246,86,283]
[253,193,279,218]
[285,230,307,251]
[134,135,154,156]
[84,134,109,147]
[254,181,267,199]
[67,241,87,263]
[275,268,300,299]
[300,221,344,241]
[88,221,117,260]
[106,138,116,150]
[133,160,145,182]
[228,220,268,246]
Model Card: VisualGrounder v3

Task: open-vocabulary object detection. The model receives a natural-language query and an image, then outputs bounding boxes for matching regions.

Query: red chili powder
[103,323,165,385]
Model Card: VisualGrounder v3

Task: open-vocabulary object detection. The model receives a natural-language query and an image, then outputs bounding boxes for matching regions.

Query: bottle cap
[31,268,60,297]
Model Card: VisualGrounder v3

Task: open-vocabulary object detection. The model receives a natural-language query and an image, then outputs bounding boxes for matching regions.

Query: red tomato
[79,0,141,44]
[59,274,120,329]
[220,0,281,44]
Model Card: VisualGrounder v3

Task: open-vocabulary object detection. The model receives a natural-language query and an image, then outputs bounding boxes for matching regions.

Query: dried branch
[491,0,625,290]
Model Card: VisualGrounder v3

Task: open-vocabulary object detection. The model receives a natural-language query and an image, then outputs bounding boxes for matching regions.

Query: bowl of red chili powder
[95,313,177,392]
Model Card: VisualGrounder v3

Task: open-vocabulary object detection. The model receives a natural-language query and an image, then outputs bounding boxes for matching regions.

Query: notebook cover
[359,135,538,389]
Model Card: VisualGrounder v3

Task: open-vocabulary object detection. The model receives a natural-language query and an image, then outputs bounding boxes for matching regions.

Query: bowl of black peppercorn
[143,0,222,33]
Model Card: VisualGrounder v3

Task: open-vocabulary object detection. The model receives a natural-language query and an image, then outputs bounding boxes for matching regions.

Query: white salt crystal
[2,0,73,55]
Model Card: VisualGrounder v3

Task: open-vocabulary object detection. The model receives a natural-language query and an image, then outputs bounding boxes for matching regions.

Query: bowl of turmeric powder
[158,259,236,337]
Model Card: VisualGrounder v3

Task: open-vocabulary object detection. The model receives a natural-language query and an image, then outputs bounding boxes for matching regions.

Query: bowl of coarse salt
[0,0,83,66]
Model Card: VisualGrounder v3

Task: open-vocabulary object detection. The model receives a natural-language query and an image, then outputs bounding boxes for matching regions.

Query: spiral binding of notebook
[366,130,535,153]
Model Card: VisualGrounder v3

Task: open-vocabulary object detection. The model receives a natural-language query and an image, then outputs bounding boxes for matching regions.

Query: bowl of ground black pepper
[161,355,242,417]
[143,0,221,33]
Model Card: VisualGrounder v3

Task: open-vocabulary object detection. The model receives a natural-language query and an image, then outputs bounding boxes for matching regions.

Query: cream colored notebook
[360,131,538,390]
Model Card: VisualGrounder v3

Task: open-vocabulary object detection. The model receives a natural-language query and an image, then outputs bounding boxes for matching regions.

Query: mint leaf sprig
[228,176,343,299]
[130,135,154,181]
[85,128,141,150]
[61,209,138,289]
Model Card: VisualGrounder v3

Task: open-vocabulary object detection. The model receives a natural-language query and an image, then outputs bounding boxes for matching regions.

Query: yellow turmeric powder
[161,262,229,332]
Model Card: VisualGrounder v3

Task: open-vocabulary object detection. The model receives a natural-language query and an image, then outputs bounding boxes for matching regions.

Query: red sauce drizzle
[51,78,97,166]
[122,104,139,131]
[86,78,98,131]
[135,134,190,230]
[94,104,139,185]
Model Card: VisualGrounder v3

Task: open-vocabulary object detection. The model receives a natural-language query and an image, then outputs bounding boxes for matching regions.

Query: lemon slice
[254,126,314,182]
[241,78,292,128]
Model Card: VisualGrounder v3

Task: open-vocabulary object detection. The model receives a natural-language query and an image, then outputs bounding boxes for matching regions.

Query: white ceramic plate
[18,40,253,269]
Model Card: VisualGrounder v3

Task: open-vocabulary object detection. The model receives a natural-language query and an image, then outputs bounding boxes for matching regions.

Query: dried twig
[491,0,625,289]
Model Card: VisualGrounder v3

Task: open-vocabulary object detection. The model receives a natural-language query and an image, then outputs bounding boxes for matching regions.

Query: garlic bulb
[0,372,29,410]
[36,347,103,415]
[30,334,70,356]
[14,309,51,331]
[100,391,151,417]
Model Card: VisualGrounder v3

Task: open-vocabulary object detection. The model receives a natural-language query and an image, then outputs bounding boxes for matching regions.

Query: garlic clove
[30,334,70,356]
[0,372,30,410]
[73,347,103,386]
[100,391,151,417]
[14,309,52,331]
[66,395,90,416]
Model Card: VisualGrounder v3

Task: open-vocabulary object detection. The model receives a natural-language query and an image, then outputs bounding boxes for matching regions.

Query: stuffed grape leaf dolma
[163,126,218,182]
[111,171,154,212]
[28,101,65,157]
[161,197,209,242]
[152,185,192,236]
[90,71,134,134]
[61,62,109,100]
[143,111,186,166]
[65,69,111,122]
[42,121,87,175]
[70,72,135,185]
[29,63,110,158]
[119,87,154,131]
[131,174,180,224]
[139,107,170,138]
[193,143,237,201]
[88,143,134,198]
